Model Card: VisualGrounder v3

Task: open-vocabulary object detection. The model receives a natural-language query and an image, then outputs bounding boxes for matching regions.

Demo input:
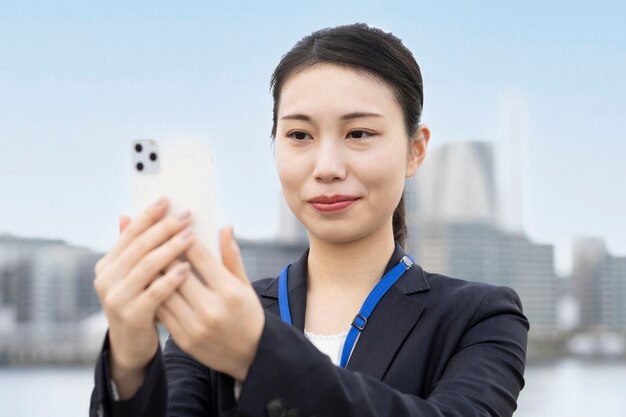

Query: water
[516,359,626,417]
[0,367,94,417]
[0,359,625,417]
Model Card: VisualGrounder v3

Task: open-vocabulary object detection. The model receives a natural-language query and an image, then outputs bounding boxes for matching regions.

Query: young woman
[90,23,529,417]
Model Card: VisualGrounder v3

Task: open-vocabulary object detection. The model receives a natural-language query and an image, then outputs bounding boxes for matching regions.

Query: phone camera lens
[136,162,144,171]
[135,144,143,153]
[150,153,157,161]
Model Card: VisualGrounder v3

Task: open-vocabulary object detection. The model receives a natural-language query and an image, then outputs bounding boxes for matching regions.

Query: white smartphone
[129,137,221,261]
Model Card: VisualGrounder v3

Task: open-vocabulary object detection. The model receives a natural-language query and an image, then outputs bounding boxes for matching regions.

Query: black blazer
[90,241,529,417]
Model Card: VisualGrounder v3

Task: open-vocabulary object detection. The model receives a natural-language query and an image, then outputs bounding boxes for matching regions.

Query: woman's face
[274,63,428,244]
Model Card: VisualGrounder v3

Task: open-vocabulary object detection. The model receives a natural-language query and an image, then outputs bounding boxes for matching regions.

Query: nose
[312,137,347,183]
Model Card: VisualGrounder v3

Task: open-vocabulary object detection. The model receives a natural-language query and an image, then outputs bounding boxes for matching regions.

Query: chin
[306,223,372,245]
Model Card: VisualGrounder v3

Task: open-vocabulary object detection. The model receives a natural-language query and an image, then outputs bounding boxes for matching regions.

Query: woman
[90,23,529,417]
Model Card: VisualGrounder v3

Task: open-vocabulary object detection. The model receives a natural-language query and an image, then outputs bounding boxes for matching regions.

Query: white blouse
[303,328,349,366]
[234,328,349,400]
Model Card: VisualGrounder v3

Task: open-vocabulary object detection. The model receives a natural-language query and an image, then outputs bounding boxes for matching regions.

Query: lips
[308,195,360,213]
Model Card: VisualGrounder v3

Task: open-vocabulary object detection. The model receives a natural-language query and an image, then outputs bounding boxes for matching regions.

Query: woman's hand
[156,225,265,383]
[93,197,195,398]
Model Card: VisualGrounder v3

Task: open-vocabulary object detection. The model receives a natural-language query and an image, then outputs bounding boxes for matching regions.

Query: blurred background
[1,1,625,416]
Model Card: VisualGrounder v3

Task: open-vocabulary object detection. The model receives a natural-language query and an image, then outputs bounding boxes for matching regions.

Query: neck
[306,223,396,295]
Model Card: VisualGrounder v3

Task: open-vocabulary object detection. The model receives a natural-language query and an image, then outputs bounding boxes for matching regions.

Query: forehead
[277,63,401,118]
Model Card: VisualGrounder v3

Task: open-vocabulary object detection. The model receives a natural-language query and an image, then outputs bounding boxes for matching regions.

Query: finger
[160,290,198,327]
[185,239,228,290]
[94,200,192,299]
[160,282,219,351]
[162,252,195,278]
[135,262,191,315]
[123,225,196,297]
[163,257,183,276]
[104,196,170,267]
[96,198,168,278]
[156,304,185,342]
[175,268,217,312]
[115,208,192,277]
[101,223,194,305]
[220,225,250,286]
[119,215,132,235]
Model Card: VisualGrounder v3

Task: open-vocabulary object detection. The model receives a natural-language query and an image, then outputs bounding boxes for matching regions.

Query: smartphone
[130,137,221,261]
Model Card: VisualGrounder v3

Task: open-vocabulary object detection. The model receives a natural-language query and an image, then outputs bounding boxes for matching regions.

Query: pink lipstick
[308,195,360,213]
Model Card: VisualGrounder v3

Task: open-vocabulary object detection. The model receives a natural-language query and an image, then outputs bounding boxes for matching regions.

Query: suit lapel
[259,242,430,380]
[259,247,309,330]
[345,243,429,379]
[344,284,425,379]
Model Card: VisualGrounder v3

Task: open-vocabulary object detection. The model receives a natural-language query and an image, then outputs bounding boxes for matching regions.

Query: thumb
[119,215,132,235]
[220,225,249,286]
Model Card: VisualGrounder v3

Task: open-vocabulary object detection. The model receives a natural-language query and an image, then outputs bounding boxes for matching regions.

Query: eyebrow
[280,112,384,121]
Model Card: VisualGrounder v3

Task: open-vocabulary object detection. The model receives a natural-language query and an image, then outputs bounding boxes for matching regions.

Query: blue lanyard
[278,254,414,368]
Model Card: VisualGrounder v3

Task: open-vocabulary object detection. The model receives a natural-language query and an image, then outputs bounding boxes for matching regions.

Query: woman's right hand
[93,196,195,398]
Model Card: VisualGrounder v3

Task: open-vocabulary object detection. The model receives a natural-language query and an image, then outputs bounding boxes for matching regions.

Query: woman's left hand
[155,225,265,382]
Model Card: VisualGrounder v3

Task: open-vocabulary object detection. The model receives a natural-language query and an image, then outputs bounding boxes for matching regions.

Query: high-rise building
[572,238,626,332]
[409,141,497,225]
[1,234,67,323]
[29,245,101,331]
[0,233,103,364]
[406,219,561,334]
[495,90,528,233]
[405,140,561,337]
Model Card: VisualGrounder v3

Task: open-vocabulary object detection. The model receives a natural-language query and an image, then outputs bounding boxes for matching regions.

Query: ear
[406,124,430,178]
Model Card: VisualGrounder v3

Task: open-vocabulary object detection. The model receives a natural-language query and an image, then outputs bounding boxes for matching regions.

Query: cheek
[359,149,404,189]
[358,151,406,210]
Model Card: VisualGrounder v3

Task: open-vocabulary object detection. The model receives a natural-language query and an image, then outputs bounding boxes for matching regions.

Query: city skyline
[1,1,625,276]
[1,119,624,364]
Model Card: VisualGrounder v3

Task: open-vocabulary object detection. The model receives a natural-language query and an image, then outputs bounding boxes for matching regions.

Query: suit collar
[258,241,430,380]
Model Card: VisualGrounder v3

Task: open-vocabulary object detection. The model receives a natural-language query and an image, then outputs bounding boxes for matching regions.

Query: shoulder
[416,267,526,324]
[426,267,520,301]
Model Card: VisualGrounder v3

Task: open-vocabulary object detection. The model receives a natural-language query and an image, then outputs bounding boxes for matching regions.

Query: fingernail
[177,210,191,222]
[153,196,166,208]
[178,226,194,241]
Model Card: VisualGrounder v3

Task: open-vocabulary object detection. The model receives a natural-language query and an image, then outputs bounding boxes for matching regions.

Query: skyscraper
[406,140,561,337]
[573,238,626,332]
[409,141,497,225]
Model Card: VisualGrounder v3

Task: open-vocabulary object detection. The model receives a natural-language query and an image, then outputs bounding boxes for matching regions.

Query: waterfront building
[573,238,626,332]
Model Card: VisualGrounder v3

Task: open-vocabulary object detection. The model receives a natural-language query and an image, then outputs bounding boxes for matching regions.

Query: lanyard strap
[278,254,414,368]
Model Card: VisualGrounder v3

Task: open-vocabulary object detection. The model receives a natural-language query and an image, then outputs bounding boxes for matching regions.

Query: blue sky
[1,1,624,275]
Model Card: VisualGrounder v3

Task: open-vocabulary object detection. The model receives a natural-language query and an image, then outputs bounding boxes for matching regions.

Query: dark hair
[270,23,424,249]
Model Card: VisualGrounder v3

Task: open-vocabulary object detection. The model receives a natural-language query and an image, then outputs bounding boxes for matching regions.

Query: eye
[287,130,311,140]
[347,130,374,139]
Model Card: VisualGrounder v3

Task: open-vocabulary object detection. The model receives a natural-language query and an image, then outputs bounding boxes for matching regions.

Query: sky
[0,1,624,276]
